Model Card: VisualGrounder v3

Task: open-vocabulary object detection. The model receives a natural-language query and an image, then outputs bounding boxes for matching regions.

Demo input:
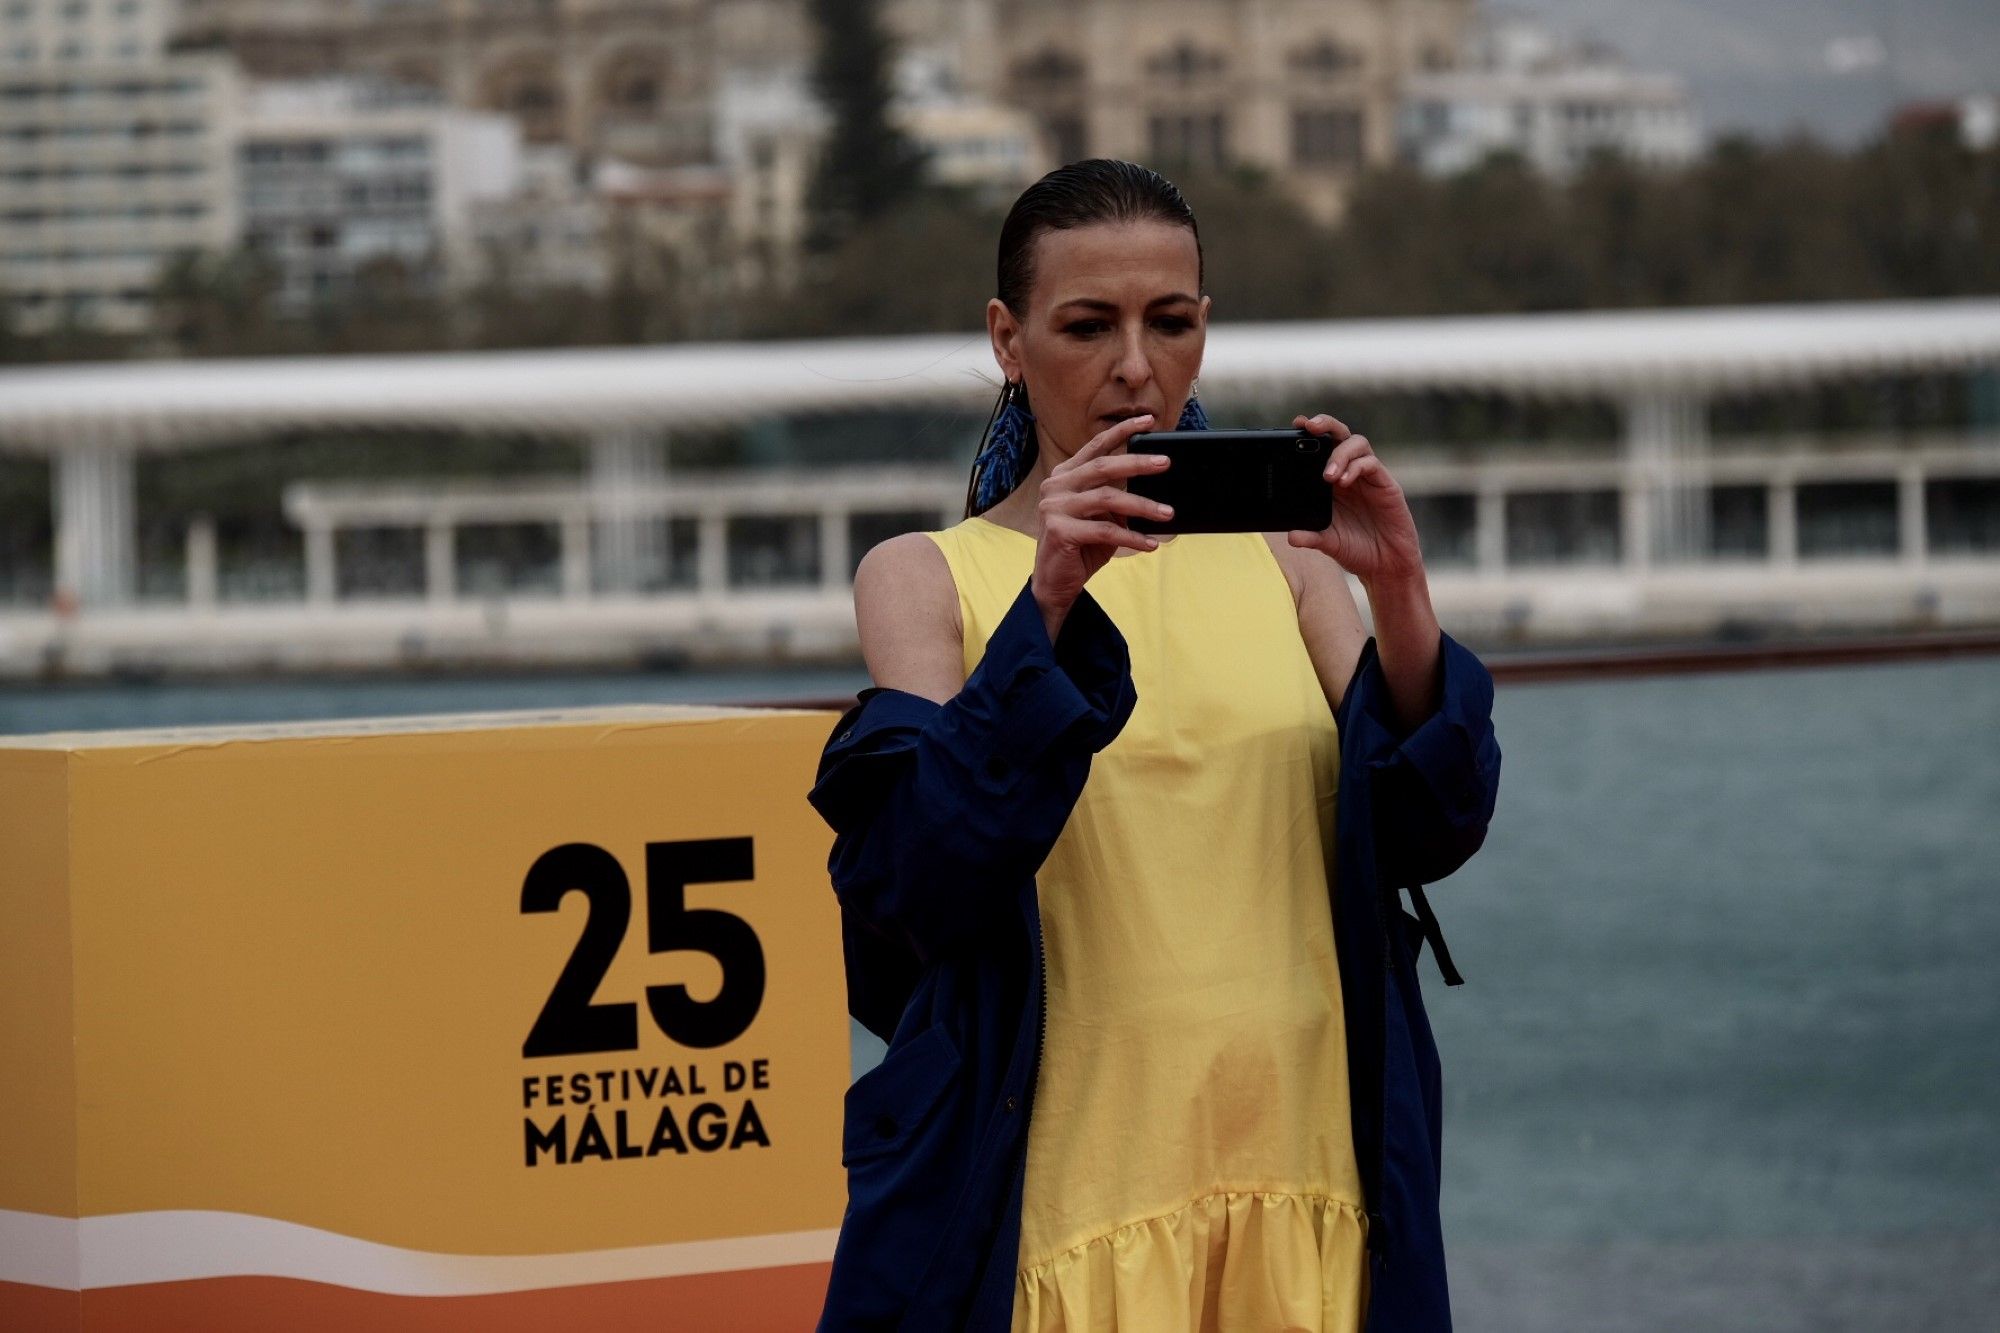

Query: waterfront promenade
[4,299,1998,679]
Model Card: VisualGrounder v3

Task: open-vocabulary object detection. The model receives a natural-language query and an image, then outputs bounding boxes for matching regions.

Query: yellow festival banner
[0,704,849,1331]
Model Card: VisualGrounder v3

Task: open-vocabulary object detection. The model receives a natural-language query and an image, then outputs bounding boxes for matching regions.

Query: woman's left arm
[1281,414,1502,888]
[1285,413,1439,728]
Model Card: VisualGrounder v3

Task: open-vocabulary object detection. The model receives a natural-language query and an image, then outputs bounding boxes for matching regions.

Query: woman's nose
[1114,330,1153,387]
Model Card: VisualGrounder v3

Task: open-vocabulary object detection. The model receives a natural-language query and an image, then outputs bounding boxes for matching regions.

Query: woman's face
[987,219,1209,464]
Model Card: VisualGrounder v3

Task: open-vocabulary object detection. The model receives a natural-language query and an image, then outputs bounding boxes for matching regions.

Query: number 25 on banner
[521,837,766,1059]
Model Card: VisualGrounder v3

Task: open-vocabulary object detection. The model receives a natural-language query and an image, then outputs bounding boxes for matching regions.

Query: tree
[807,0,928,250]
[151,248,283,355]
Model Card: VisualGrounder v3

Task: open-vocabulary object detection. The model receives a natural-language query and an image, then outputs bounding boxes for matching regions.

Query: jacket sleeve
[1337,627,1502,888]
[806,574,1137,968]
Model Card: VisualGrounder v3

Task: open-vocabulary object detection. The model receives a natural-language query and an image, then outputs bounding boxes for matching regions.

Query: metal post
[1623,389,1711,564]
[560,510,591,600]
[820,506,851,590]
[697,509,729,596]
[1620,470,1651,573]
[1475,482,1506,576]
[425,520,456,603]
[1767,478,1797,569]
[590,428,667,594]
[52,443,137,608]
[1898,463,1927,565]
[304,521,337,605]
[185,514,218,610]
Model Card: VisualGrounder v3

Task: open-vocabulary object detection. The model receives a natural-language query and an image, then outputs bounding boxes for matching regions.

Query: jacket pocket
[841,1019,962,1166]
[826,1021,969,1323]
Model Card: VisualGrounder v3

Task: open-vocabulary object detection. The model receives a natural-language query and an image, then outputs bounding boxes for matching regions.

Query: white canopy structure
[2,297,1998,606]
[1,297,1998,451]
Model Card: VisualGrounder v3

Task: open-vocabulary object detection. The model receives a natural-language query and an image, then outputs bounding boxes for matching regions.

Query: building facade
[983,0,1471,221]
[169,0,1476,225]
[1,0,238,333]
[1398,10,1700,178]
[238,78,519,312]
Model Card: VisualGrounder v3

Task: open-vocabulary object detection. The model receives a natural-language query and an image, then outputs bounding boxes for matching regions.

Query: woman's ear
[987,297,1022,383]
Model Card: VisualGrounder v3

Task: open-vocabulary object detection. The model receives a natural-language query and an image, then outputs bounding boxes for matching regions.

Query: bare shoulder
[1261,532,1368,711]
[1258,534,1352,610]
[1259,532,1310,603]
[852,531,965,704]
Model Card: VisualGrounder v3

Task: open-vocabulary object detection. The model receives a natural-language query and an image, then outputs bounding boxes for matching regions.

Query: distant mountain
[1511,0,2000,146]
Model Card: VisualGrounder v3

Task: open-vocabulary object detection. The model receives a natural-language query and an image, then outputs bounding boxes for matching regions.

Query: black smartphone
[1125,429,1335,534]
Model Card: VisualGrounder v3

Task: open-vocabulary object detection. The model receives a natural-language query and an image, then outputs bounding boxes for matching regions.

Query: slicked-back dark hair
[996,159,1203,315]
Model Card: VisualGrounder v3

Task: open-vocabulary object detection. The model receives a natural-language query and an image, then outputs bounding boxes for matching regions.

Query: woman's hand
[1031,413,1174,640]
[1286,414,1425,585]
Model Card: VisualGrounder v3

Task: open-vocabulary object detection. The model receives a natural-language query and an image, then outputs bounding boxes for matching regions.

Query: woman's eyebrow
[1053,293,1200,314]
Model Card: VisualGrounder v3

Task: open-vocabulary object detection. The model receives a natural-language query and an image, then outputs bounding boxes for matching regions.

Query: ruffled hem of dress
[1012,1189,1369,1333]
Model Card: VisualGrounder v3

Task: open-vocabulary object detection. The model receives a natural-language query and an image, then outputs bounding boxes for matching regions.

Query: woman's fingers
[1295,413,1353,441]
[1061,452,1173,494]
[1324,433,1375,482]
[1039,490,1171,544]
[1336,455,1388,488]
[1064,519,1159,552]
[1053,413,1155,478]
[1055,485,1173,522]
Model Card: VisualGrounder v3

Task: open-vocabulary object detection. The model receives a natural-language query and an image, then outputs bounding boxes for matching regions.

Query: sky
[1509,0,2000,146]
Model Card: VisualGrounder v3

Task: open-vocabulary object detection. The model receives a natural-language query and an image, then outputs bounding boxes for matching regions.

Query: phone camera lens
[1297,438,1315,451]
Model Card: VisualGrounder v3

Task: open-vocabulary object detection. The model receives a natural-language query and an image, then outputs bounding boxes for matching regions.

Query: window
[1290,38,1364,76]
[1147,40,1226,83]
[1147,112,1228,170]
[1012,47,1083,88]
[611,69,657,110]
[1292,107,1364,167]
[509,81,557,113]
[1044,112,1086,165]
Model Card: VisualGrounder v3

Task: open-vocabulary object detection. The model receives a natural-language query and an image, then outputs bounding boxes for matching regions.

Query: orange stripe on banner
[0,1282,81,1333]
[1,1264,831,1333]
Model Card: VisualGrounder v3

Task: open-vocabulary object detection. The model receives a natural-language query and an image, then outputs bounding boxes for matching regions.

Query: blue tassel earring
[967,379,1036,515]
[1177,380,1210,430]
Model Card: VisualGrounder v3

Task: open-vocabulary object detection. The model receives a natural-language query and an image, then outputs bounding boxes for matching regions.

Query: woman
[806,159,1501,1332]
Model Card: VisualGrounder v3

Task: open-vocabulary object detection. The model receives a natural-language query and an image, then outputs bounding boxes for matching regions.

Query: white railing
[271,434,2000,607]
[6,433,1998,677]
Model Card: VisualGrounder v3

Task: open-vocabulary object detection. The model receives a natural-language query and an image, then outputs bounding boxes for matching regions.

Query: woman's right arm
[807,416,1173,969]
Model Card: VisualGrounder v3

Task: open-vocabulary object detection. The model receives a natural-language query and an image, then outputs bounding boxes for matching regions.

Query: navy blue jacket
[806,572,1501,1331]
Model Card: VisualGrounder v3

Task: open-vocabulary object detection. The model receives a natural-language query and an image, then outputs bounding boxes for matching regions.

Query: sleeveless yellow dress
[921,515,1369,1333]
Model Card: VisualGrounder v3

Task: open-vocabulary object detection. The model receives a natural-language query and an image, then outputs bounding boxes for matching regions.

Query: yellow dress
[921,515,1369,1333]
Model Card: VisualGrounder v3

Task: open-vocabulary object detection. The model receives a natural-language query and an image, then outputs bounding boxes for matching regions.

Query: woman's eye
[1064,320,1109,337]
[1152,316,1193,333]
